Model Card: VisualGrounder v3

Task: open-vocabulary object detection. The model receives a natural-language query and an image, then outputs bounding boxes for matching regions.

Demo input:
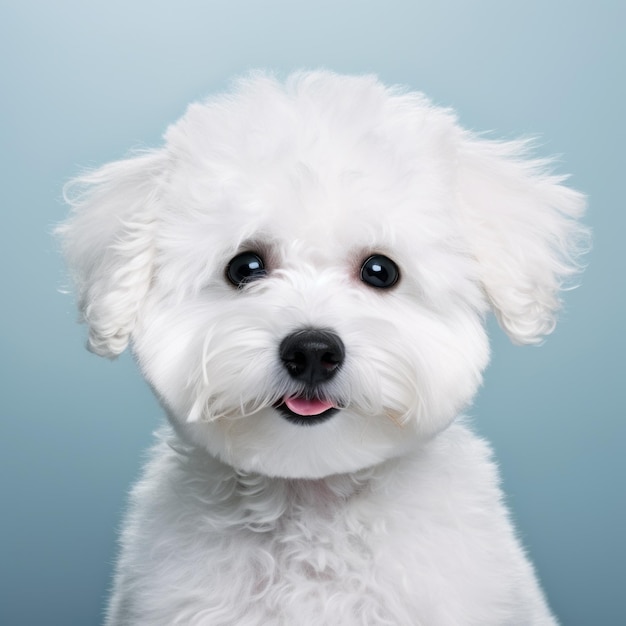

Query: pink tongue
[285,397,334,416]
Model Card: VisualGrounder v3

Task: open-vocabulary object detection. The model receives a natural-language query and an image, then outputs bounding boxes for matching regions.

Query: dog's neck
[167,431,385,531]
[231,466,380,529]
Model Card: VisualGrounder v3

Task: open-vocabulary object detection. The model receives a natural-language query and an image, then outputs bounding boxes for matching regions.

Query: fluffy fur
[58,71,586,625]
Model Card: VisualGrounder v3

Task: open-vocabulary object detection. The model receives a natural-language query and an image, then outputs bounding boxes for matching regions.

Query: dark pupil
[240,258,261,277]
[367,262,387,282]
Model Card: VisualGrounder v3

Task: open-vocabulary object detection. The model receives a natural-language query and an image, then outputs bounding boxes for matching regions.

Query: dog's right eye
[226,252,267,288]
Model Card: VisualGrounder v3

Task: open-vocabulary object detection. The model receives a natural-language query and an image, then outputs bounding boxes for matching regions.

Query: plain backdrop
[1,1,624,624]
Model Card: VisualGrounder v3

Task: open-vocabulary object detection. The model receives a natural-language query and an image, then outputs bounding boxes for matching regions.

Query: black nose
[279,329,345,386]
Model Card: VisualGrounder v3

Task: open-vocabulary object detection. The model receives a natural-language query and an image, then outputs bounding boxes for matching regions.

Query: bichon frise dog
[58,71,586,625]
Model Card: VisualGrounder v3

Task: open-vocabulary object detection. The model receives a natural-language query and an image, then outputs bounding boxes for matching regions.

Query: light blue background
[1,1,623,624]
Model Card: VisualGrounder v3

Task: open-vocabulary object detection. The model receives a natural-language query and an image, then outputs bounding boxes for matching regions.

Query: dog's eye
[226,252,267,287]
[360,255,400,289]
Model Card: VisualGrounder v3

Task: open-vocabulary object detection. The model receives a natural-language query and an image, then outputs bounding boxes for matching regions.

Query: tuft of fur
[58,151,169,356]
[457,136,587,344]
[58,70,586,625]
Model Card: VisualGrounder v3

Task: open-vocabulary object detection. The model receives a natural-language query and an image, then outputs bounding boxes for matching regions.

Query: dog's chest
[265,477,374,575]
[216,473,411,624]
[113,430,541,625]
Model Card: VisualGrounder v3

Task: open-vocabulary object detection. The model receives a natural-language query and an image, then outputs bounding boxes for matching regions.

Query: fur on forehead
[165,70,458,168]
[156,71,468,295]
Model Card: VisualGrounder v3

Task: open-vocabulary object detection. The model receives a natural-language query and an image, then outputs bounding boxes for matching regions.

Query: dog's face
[59,71,586,478]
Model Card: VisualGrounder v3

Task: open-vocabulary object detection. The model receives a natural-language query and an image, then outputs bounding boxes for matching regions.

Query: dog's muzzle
[276,328,344,426]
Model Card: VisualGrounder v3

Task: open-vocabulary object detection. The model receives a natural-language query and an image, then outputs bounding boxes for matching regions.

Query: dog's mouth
[275,396,339,426]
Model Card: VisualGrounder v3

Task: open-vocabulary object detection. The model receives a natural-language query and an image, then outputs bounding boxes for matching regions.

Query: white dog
[59,71,586,625]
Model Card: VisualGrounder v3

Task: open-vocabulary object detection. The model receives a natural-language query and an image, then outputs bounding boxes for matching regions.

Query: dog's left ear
[457,135,588,344]
[57,150,168,357]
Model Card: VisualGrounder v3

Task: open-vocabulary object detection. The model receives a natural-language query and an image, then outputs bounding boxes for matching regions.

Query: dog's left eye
[226,252,267,287]
[360,254,400,289]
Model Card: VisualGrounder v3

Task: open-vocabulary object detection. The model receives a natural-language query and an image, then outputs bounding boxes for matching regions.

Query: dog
[58,70,586,625]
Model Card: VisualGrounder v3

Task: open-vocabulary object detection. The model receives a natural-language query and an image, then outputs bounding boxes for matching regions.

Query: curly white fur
[58,70,586,625]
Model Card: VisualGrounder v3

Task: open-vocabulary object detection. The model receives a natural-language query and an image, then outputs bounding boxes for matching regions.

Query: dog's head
[58,71,586,478]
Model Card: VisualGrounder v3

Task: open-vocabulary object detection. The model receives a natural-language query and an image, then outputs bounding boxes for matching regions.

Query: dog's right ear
[57,150,168,358]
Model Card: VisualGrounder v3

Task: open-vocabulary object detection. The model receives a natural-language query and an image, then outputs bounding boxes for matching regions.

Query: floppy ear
[457,135,588,344]
[57,150,168,357]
